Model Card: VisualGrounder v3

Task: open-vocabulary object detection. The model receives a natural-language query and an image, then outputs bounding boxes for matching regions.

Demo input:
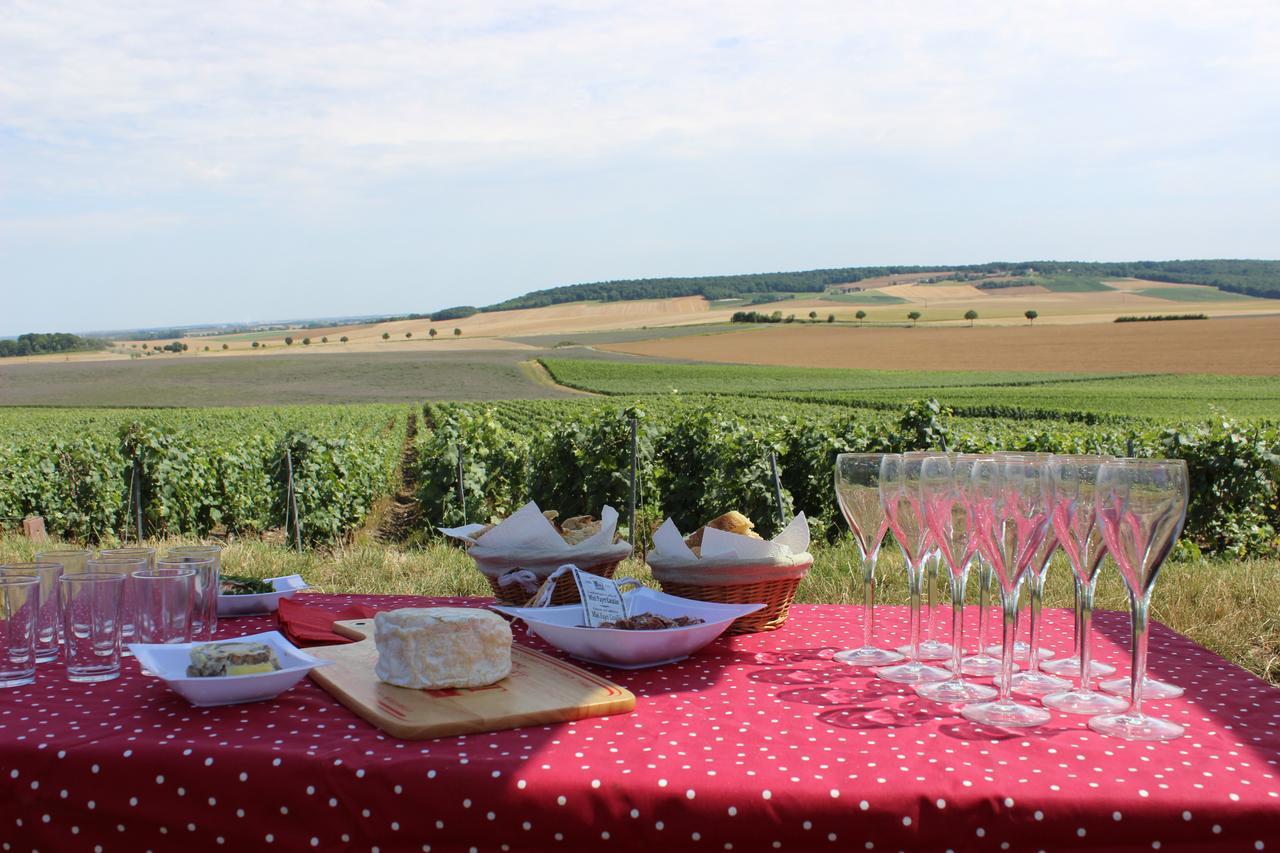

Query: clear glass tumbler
[86,556,147,646]
[0,576,40,687]
[60,572,126,683]
[133,567,196,645]
[166,547,222,640]
[0,562,62,663]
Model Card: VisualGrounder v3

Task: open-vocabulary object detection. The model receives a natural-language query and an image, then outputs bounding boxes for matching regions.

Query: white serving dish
[492,587,764,669]
[217,575,310,616]
[127,630,330,707]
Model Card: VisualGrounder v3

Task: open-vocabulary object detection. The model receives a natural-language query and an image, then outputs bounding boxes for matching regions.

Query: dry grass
[600,315,1280,375]
[6,534,1276,685]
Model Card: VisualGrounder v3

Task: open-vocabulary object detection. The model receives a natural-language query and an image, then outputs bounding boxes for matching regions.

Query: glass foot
[1100,676,1183,700]
[1088,711,1184,741]
[1041,656,1115,677]
[1006,670,1072,697]
[834,646,904,667]
[960,653,1006,677]
[875,661,952,685]
[915,677,997,704]
[986,641,1055,662]
[899,639,953,661]
[1042,688,1129,715]
[961,698,1052,728]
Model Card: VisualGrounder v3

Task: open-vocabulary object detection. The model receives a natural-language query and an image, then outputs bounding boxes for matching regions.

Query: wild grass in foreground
[4,535,1276,686]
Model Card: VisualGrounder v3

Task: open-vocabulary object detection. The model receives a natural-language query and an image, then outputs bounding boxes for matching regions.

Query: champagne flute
[915,453,997,703]
[960,552,1002,676]
[874,452,950,685]
[833,453,904,666]
[961,454,1053,727]
[1089,459,1189,741]
[902,548,953,661]
[1042,574,1116,678]
[1007,509,1071,697]
[1042,454,1128,715]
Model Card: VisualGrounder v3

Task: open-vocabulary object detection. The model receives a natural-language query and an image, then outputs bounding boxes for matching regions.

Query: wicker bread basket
[647,553,813,635]
[486,559,623,607]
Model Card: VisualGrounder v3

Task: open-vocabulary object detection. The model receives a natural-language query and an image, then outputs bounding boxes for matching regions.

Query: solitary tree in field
[964,309,978,327]
[1025,309,1038,326]
[907,311,922,327]
[284,336,294,345]
[340,336,349,343]
[855,310,867,327]
[321,336,328,343]
[454,328,462,337]
[222,343,229,350]
[302,337,311,346]
[405,331,413,338]
[827,314,835,323]
[251,341,259,348]
[382,331,391,340]
[429,328,438,338]
[808,311,818,321]
[203,346,209,351]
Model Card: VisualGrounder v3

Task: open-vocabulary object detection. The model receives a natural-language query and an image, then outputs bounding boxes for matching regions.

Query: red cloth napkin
[276,596,377,646]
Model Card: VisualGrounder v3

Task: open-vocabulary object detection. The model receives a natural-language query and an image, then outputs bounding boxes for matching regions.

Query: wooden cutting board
[306,618,636,739]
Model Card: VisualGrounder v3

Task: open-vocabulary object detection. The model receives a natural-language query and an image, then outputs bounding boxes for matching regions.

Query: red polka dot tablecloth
[3,595,1279,852]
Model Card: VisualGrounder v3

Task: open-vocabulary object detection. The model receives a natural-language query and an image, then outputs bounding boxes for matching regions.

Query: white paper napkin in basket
[440,501,634,579]
[646,513,813,585]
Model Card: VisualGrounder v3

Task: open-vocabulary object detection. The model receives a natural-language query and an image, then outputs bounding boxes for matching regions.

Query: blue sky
[2,1,1278,335]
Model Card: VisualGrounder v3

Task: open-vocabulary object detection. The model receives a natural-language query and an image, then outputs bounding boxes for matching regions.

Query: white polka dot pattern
[0,596,1278,851]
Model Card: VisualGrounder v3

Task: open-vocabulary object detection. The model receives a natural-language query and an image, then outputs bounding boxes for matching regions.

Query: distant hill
[481,259,1280,311]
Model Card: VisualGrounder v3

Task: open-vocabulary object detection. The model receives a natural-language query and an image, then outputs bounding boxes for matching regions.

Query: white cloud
[3,0,1277,200]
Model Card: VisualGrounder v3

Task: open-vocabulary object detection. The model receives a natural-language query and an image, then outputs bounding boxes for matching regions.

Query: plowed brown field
[599,315,1280,375]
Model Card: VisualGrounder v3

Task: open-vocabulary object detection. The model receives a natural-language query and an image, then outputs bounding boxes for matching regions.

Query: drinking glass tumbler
[133,567,196,645]
[0,562,62,662]
[36,548,92,575]
[86,557,147,645]
[0,576,39,688]
[166,547,222,639]
[60,572,126,683]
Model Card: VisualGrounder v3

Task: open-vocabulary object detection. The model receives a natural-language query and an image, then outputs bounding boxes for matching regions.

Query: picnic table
[3,594,1279,851]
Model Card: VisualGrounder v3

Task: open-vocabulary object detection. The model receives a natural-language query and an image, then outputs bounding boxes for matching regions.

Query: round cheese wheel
[373,607,513,690]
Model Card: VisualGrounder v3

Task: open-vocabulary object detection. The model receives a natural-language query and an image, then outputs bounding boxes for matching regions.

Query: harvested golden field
[600,314,1280,375]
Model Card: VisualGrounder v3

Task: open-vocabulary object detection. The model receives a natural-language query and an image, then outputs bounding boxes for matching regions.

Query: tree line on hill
[475,259,1280,311]
[0,332,109,358]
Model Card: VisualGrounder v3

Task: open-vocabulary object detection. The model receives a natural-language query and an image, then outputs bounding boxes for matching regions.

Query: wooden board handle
[331,618,376,642]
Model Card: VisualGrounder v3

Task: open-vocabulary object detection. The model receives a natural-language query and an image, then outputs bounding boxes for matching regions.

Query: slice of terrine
[186,641,281,677]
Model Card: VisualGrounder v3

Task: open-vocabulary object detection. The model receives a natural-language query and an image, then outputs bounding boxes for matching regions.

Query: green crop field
[820,291,909,304]
[1138,285,1247,302]
[540,358,1280,420]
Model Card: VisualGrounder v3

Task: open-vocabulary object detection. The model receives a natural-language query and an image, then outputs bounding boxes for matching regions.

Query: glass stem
[1078,578,1097,692]
[949,569,968,677]
[861,551,878,649]
[925,551,938,642]
[907,560,924,662]
[998,584,1020,702]
[1129,589,1150,717]
[1070,575,1083,661]
[975,558,990,653]
[1026,571,1045,675]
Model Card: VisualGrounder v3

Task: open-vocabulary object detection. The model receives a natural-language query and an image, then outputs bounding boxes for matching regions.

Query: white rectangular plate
[217,575,310,616]
[127,630,329,707]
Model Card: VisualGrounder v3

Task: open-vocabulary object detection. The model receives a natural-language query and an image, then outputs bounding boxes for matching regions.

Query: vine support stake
[1126,437,1135,458]
[285,447,302,552]
[769,450,786,529]
[628,417,638,551]
[456,444,466,523]
[133,458,144,541]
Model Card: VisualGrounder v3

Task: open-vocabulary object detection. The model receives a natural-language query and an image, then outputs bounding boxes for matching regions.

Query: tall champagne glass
[833,453,904,666]
[1042,455,1128,714]
[1089,459,1189,741]
[903,548,954,661]
[1042,573,1116,678]
[915,454,997,703]
[1007,510,1071,697]
[874,452,950,684]
[961,454,1053,727]
[960,552,1001,676]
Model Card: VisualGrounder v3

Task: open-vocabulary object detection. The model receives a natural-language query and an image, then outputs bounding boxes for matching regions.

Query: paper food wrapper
[440,501,633,583]
[645,513,813,585]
